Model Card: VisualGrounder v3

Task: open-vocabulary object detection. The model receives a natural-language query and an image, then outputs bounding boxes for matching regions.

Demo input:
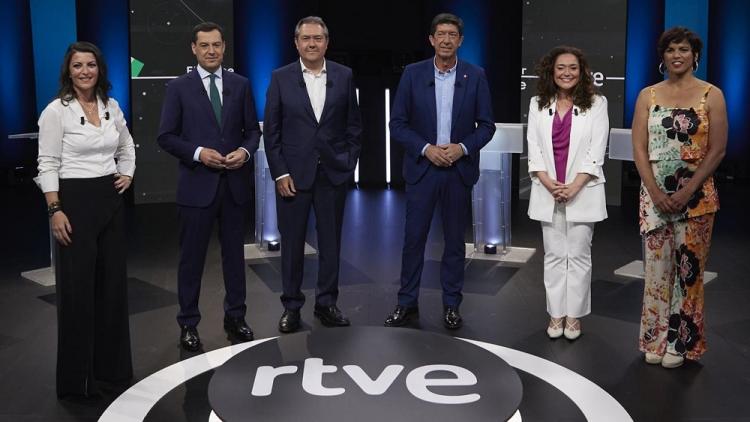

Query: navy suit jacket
[263,60,362,189]
[157,68,261,207]
[390,58,495,186]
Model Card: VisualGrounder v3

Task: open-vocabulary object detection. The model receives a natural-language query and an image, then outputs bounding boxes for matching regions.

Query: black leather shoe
[224,317,254,342]
[443,306,463,329]
[278,309,301,333]
[384,305,419,327]
[180,326,201,352]
[314,305,351,327]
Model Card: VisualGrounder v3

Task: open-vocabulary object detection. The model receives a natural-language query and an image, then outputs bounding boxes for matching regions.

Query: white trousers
[540,205,595,318]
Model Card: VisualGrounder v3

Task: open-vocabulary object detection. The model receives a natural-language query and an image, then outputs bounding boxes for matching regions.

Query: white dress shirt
[36,96,136,193]
[301,58,327,122]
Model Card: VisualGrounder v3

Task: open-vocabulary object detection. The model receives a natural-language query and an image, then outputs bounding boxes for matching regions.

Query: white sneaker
[661,353,684,368]
[547,318,564,339]
[644,352,662,364]
[564,318,581,340]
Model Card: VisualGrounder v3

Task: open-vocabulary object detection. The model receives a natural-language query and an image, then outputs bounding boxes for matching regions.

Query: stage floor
[1,181,749,421]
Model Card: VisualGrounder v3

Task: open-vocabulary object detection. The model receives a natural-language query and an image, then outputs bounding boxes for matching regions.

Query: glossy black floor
[1,179,749,422]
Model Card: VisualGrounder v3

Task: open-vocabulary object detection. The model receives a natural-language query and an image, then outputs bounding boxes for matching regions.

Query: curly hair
[57,41,111,106]
[657,26,703,67]
[534,46,597,112]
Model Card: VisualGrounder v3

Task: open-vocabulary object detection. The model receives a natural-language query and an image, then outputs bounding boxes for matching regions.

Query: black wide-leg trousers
[55,175,132,397]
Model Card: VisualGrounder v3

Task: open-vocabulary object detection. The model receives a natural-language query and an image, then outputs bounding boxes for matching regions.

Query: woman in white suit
[527,46,609,340]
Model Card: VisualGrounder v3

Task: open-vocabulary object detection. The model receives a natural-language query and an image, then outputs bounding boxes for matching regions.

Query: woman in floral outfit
[631,27,727,368]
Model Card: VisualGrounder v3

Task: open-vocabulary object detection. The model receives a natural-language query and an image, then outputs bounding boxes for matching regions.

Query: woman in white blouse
[526,46,608,340]
[36,42,135,398]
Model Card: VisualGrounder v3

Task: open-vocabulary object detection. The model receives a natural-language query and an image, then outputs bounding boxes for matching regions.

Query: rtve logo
[250,357,480,404]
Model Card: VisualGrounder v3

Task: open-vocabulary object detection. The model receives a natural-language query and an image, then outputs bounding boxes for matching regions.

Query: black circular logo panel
[208,327,522,422]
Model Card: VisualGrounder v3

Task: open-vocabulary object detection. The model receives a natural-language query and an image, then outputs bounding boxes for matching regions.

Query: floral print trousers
[639,213,715,360]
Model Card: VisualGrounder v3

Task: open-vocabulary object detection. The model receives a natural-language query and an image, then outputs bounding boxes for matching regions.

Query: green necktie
[209,73,222,126]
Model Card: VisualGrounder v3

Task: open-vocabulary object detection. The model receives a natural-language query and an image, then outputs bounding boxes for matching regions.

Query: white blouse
[36,96,136,193]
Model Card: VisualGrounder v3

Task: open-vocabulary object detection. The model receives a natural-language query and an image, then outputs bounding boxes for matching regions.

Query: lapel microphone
[428,80,435,87]
[548,108,553,116]
[326,80,333,88]
[80,112,111,125]
[574,107,579,116]
[299,79,306,88]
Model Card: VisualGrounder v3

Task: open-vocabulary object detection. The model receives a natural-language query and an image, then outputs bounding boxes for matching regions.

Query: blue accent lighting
[235,1,285,121]
[30,0,77,114]
[76,0,131,124]
[623,0,664,127]
[665,0,708,80]
[709,0,750,157]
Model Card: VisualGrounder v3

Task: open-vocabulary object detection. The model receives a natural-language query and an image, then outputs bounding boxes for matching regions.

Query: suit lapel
[318,64,335,125]
[220,71,232,131]
[189,69,221,129]
[294,65,318,124]
[565,106,584,179]
[541,99,556,180]
[451,60,467,129]
[424,61,437,135]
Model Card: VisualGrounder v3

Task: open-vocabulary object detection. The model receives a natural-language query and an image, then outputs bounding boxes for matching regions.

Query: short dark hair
[192,21,224,43]
[294,16,329,39]
[430,13,463,36]
[657,26,703,62]
[534,45,598,112]
[57,41,112,106]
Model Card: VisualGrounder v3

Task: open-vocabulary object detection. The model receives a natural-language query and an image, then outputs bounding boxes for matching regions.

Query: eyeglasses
[434,31,460,40]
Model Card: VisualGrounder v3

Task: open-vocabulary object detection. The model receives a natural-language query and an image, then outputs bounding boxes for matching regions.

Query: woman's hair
[57,41,111,105]
[657,26,703,64]
[534,45,597,111]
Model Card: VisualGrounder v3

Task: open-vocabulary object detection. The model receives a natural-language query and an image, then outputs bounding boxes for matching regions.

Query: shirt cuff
[239,147,251,162]
[36,173,59,193]
[193,146,203,162]
[459,143,468,156]
[421,144,429,156]
[275,173,290,181]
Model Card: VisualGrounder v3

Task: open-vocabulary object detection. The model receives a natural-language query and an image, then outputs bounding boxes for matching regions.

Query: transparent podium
[467,123,535,263]
[11,132,57,286]
[244,132,316,260]
[608,128,717,283]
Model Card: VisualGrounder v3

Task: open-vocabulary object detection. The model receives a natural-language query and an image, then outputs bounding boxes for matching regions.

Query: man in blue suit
[264,16,362,333]
[384,13,495,329]
[158,22,261,351]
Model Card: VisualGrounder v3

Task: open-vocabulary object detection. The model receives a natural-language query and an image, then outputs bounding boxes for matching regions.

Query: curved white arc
[459,338,632,422]
[102,335,628,422]
[99,338,275,422]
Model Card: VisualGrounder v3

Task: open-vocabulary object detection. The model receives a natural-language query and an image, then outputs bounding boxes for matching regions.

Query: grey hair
[294,16,329,39]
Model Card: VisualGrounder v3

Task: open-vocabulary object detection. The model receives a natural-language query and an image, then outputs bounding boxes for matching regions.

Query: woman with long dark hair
[632,27,727,368]
[36,41,135,397]
[526,46,609,340]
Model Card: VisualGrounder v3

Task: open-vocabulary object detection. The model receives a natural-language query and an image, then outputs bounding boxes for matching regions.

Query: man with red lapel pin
[384,13,495,329]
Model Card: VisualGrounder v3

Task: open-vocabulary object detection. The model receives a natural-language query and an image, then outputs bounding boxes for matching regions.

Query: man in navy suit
[384,13,495,329]
[264,16,362,333]
[158,22,261,351]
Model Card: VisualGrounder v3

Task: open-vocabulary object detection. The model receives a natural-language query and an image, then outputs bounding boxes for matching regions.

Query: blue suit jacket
[263,60,362,189]
[390,58,495,186]
[157,68,261,207]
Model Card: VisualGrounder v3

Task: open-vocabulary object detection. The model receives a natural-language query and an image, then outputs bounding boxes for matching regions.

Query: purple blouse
[551,108,572,183]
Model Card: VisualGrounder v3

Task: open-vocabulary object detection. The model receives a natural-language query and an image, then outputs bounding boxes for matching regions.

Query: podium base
[21,267,56,286]
[465,243,536,264]
[244,243,317,260]
[614,260,718,284]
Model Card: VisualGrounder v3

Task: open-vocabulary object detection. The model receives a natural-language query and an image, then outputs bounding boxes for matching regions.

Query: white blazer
[527,95,609,223]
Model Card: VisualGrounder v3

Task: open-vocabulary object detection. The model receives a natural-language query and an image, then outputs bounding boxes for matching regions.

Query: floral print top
[639,85,719,234]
